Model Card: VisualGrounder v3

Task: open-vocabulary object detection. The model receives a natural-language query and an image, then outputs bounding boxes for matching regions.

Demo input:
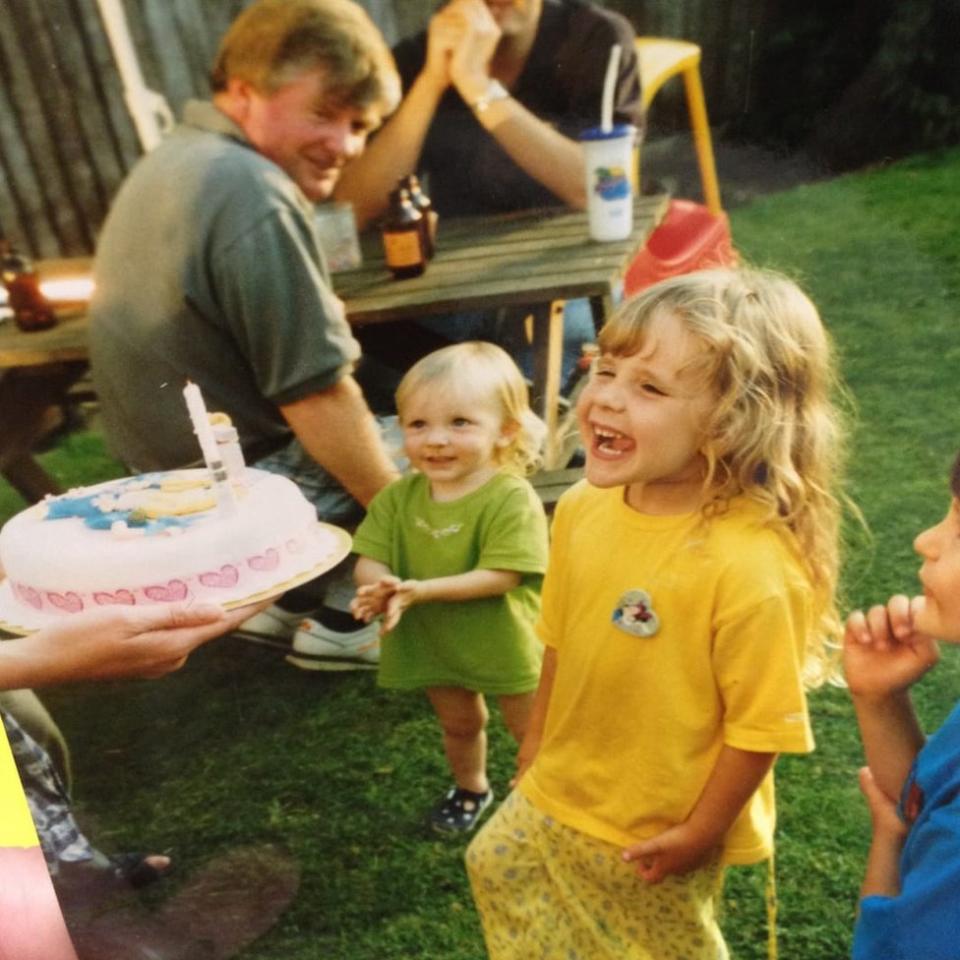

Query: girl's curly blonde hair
[599,267,849,687]
[395,341,546,476]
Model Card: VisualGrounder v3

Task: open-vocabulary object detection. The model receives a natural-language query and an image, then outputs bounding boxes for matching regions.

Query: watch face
[475,80,510,112]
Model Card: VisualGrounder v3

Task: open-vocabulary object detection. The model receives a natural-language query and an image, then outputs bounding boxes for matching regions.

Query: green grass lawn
[4,146,960,958]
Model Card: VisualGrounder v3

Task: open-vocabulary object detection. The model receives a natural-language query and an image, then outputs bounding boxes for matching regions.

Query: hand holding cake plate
[0,600,273,683]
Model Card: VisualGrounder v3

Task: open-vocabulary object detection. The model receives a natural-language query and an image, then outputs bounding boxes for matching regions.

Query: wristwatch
[470,79,511,114]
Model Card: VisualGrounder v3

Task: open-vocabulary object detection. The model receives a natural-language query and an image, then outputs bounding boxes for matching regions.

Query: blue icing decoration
[44,477,201,534]
[85,511,131,530]
[145,517,193,533]
[45,494,104,521]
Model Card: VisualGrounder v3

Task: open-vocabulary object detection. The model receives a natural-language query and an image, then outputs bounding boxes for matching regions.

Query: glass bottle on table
[403,174,437,259]
[0,239,57,332]
[381,187,427,280]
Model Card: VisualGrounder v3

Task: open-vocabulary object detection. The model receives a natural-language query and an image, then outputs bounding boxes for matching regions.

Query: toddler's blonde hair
[599,267,849,686]
[396,341,546,476]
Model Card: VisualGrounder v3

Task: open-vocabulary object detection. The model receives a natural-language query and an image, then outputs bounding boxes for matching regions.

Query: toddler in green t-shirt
[350,342,549,833]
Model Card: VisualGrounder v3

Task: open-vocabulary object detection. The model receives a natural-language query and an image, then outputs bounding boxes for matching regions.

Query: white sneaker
[237,603,304,641]
[287,618,380,671]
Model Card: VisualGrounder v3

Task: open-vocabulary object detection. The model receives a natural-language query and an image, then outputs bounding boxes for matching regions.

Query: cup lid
[579,123,637,142]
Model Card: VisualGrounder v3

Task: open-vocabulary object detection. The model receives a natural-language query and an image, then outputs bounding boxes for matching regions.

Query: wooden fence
[0,0,755,259]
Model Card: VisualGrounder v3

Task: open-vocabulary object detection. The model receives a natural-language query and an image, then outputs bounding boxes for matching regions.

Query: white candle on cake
[182,381,237,515]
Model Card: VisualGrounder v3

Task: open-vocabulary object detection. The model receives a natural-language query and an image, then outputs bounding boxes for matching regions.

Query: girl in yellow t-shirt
[467,268,848,960]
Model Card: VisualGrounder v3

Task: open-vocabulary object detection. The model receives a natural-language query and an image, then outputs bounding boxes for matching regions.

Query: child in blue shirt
[845,449,960,959]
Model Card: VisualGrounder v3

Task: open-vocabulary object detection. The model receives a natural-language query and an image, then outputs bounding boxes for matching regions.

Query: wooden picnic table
[0,195,668,503]
[0,259,91,502]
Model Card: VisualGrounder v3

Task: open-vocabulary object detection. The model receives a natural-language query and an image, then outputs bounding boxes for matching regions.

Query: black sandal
[53,851,173,908]
[110,851,174,888]
[428,787,494,834]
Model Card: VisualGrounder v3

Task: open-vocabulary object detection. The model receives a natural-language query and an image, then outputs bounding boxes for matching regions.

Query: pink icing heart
[247,549,280,571]
[47,591,84,613]
[143,580,189,602]
[198,565,239,589]
[94,589,136,606]
[15,584,43,610]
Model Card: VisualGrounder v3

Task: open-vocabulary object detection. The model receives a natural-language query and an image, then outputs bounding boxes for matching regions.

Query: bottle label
[382,230,424,269]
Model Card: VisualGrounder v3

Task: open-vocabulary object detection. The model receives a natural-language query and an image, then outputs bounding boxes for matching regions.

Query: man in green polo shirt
[89,0,402,668]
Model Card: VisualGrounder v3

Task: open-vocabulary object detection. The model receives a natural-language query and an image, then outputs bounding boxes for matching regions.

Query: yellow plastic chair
[635,37,722,216]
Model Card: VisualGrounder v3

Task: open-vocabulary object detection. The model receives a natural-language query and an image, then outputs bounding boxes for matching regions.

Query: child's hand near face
[844,594,940,700]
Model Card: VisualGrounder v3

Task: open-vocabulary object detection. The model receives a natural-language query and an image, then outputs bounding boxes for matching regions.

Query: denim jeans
[252,416,406,528]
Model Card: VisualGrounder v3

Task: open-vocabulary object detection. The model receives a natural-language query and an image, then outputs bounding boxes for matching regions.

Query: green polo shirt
[89,100,359,470]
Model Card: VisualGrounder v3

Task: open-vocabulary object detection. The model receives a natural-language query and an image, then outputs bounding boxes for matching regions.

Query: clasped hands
[351,576,423,635]
[424,0,502,104]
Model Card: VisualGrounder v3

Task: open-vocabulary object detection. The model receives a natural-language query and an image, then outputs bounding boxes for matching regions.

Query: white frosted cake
[0,467,350,633]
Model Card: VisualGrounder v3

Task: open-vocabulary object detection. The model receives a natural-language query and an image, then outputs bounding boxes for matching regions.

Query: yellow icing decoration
[160,471,213,493]
[142,491,217,518]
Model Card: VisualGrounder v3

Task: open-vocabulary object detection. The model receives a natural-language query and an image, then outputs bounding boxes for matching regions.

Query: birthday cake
[0,467,351,633]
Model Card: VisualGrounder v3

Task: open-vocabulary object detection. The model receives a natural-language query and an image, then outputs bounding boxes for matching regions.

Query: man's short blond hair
[211,0,399,115]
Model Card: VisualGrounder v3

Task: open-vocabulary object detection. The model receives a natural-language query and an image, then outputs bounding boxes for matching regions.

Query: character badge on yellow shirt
[611,589,660,637]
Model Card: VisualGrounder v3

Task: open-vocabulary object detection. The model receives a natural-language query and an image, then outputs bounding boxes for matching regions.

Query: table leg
[530,299,565,470]
[539,293,615,471]
[589,293,615,334]
[0,362,87,503]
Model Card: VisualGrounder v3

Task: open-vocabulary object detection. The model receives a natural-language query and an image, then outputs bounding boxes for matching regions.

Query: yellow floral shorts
[466,791,728,960]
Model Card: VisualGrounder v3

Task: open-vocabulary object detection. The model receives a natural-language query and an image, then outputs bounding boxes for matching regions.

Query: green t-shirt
[352,472,548,693]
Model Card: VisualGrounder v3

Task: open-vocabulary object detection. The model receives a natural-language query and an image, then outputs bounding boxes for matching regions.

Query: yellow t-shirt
[520,482,815,865]
[0,730,37,848]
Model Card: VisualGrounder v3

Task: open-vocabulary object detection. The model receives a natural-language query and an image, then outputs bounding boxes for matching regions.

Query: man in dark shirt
[336,0,642,388]
[338,0,641,222]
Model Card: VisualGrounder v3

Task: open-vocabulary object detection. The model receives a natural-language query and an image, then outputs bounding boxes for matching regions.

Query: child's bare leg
[497,692,535,745]
[426,686,490,793]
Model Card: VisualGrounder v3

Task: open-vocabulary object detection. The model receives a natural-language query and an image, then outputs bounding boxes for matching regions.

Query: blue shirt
[852,699,960,958]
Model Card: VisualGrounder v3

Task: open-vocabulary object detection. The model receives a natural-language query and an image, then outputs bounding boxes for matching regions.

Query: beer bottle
[381,187,427,280]
[403,174,437,259]
[0,239,57,332]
